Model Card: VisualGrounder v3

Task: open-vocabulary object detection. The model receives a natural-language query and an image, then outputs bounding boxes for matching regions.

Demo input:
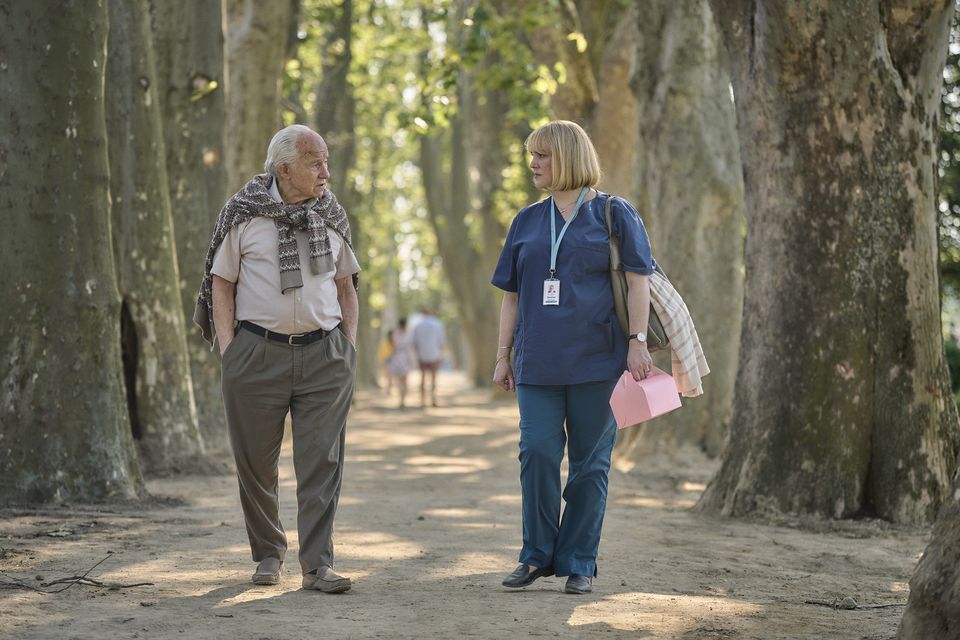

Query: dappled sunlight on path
[0,371,931,639]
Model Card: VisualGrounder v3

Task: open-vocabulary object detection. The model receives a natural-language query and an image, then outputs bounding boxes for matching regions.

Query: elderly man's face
[280,133,330,203]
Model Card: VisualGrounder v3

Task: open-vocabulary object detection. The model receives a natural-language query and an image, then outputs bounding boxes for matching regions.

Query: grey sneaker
[252,558,283,585]
[303,566,352,593]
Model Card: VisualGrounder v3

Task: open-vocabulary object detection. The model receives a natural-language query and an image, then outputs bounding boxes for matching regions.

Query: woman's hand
[627,342,653,381]
[493,358,516,391]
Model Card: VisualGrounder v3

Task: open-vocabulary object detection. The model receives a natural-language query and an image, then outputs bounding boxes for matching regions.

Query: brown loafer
[303,566,352,593]
[564,574,593,594]
[252,557,283,585]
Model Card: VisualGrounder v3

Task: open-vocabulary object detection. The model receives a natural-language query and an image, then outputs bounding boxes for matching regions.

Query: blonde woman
[492,120,655,594]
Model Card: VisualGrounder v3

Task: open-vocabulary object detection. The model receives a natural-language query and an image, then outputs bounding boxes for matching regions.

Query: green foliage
[282,0,585,338]
[945,336,960,394]
[283,0,443,331]
[941,10,960,294]
[945,334,960,412]
[459,2,557,124]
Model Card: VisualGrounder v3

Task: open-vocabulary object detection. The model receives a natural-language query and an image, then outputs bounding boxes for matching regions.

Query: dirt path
[1,372,929,639]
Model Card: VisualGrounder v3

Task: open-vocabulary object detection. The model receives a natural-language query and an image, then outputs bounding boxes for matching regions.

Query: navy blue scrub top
[491,192,656,386]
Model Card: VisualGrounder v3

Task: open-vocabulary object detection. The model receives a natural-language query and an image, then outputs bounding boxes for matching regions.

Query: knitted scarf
[193,174,356,346]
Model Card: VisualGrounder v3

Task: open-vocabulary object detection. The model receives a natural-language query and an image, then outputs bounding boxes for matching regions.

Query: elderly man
[194,124,360,593]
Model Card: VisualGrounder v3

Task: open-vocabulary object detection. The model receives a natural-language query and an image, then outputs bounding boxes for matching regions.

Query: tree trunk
[106,0,206,473]
[897,469,960,638]
[354,122,389,388]
[415,3,506,387]
[224,0,295,194]
[314,0,354,193]
[528,0,744,458]
[0,1,143,503]
[577,0,643,202]
[617,0,744,460]
[528,0,640,199]
[898,476,960,638]
[698,0,959,524]
[419,85,503,388]
[310,0,378,387]
[150,0,229,449]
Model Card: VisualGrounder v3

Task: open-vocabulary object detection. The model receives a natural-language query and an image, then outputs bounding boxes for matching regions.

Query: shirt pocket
[590,318,617,353]
[570,244,611,282]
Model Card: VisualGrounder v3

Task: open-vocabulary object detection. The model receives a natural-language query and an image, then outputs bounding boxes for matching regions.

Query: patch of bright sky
[391,160,431,291]
[944,293,960,341]
[402,85,419,109]
[427,18,446,46]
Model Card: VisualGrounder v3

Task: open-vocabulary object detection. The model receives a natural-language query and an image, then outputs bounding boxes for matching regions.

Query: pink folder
[609,367,682,429]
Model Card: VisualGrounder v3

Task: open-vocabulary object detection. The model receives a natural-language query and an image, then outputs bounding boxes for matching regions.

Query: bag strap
[605,194,669,280]
[604,195,623,271]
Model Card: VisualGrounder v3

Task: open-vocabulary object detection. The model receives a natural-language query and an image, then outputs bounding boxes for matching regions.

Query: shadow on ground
[0,372,925,639]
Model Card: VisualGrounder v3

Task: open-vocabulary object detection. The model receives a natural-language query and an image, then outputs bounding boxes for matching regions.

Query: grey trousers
[221,325,356,575]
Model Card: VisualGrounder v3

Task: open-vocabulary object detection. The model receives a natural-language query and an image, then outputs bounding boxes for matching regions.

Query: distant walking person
[388,318,416,408]
[492,120,656,595]
[194,124,360,593]
[378,329,396,393]
[412,308,446,407]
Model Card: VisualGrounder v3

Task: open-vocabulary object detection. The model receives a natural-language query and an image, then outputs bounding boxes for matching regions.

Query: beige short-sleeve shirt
[211,184,361,334]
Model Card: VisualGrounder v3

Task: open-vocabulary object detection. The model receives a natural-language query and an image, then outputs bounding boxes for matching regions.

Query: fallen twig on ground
[805,597,906,610]
[0,555,153,593]
[0,573,46,592]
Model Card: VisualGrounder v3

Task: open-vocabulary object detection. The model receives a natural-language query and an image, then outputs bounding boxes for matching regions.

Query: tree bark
[414,2,507,387]
[419,83,503,388]
[897,470,960,638]
[150,0,229,449]
[314,0,355,193]
[698,0,959,524]
[0,1,143,502]
[354,117,389,388]
[577,0,643,202]
[310,0,378,387]
[527,0,744,458]
[617,0,744,460]
[526,0,641,199]
[106,0,206,473]
[224,0,295,194]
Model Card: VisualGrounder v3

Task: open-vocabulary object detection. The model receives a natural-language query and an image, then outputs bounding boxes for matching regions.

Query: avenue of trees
[2,0,960,635]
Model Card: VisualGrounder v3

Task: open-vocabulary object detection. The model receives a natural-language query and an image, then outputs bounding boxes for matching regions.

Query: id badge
[543,278,560,305]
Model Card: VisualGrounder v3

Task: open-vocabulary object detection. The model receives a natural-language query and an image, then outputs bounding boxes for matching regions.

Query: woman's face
[529,150,553,190]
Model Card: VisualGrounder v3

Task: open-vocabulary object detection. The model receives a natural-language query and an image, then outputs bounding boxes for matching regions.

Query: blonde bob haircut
[525,120,602,191]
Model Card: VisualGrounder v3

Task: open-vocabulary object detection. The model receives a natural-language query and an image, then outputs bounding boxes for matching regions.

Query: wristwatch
[628,332,647,344]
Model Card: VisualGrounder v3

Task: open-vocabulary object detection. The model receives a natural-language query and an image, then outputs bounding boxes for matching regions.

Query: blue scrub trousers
[515,379,618,577]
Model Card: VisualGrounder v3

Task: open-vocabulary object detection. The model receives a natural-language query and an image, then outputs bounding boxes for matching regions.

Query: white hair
[264,124,315,177]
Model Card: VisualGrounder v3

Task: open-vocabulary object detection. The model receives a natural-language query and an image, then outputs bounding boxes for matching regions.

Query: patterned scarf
[193,174,356,346]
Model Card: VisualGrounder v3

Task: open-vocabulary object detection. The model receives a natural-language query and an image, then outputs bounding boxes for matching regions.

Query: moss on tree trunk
[106,0,206,473]
[224,0,294,194]
[698,0,959,525]
[0,1,143,503]
[619,0,745,459]
[149,0,229,449]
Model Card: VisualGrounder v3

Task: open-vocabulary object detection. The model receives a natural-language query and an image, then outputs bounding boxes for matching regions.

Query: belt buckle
[288,332,305,345]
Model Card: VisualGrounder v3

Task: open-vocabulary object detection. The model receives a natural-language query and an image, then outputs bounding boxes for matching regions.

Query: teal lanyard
[549,187,589,278]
